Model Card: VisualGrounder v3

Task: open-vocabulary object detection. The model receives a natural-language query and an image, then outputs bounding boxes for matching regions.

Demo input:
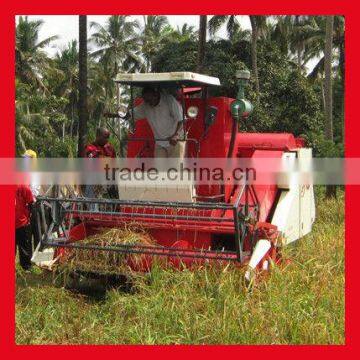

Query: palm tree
[197,15,207,73]
[88,60,117,126]
[292,16,344,144]
[324,16,336,198]
[249,16,266,96]
[324,16,334,142]
[78,15,88,157]
[15,16,58,91]
[16,80,36,153]
[271,16,311,69]
[172,23,197,42]
[208,15,241,42]
[208,15,267,96]
[50,41,79,139]
[286,16,345,76]
[270,16,328,81]
[15,80,53,153]
[141,16,171,71]
[90,16,141,76]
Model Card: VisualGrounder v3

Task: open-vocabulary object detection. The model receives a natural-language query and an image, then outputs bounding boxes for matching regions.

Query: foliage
[90,16,141,76]
[15,15,344,158]
[153,39,332,152]
[16,16,58,91]
[16,80,71,156]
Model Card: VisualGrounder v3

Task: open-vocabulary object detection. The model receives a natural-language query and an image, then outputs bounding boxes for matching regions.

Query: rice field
[15,188,345,344]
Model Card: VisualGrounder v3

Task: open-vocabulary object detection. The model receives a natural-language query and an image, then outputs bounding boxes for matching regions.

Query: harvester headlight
[187,106,199,118]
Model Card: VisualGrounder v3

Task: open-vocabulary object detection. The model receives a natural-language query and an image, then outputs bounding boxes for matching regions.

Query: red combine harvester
[35,71,315,281]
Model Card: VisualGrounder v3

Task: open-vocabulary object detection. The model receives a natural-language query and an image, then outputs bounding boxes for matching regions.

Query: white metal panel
[118,185,195,202]
[115,72,221,86]
[271,149,315,244]
[118,173,196,202]
[277,152,297,189]
[297,148,316,237]
[31,242,57,269]
[271,187,300,244]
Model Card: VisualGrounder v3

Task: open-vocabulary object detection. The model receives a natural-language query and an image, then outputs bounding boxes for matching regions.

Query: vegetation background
[15,15,344,160]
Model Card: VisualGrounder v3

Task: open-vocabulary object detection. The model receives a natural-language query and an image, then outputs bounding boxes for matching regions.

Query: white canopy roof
[114,72,221,87]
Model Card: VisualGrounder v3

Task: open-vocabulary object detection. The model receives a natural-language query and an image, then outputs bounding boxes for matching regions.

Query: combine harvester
[35,71,315,281]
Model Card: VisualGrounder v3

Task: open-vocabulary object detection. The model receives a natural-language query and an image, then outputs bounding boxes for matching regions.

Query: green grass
[16,190,344,344]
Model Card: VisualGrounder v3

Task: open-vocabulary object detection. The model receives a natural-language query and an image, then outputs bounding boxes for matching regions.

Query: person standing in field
[15,184,34,271]
[22,149,42,250]
[84,127,117,201]
[84,127,116,158]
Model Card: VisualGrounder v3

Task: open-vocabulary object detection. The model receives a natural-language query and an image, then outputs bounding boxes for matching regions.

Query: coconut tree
[324,16,334,142]
[287,16,345,76]
[90,16,141,76]
[15,16,58,91]
[15,79,54,154]
[140,16,172,71]
[324,16,337,198]
[249,16,266,96]
[48,40,79,138]
[296,16,345,143]
[208,15,241,42]
[78,15,88,157]
[172,23,197,42]
[197,15,207,73]
[270,16,311,68]
[88,60,117,127]
[208,15,267,96]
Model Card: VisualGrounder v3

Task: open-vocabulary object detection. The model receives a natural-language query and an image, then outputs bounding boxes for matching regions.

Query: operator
[127,87,185,158]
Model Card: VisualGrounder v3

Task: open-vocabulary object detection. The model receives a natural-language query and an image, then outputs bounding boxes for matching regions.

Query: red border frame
[1,0,357,355]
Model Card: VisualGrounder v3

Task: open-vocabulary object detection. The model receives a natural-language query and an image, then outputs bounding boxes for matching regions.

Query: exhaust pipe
[244,239,271,283]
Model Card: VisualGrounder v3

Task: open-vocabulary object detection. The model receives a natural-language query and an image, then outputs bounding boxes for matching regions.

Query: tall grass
[15,190,344,344]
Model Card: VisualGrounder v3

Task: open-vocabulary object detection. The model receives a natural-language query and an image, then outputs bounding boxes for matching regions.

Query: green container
[231,70,253,121]
[231,99,253,121]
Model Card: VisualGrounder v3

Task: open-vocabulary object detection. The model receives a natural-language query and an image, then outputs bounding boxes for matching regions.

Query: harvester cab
[34,71,316,280]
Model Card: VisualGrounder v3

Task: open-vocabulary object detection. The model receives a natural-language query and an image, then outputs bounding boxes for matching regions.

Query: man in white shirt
[128,87,185,158]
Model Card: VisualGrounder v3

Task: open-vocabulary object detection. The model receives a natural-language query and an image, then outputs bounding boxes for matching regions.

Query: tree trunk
[324,16,334,142]
[70,105,74,138]
[196,15,207,73]
[249,16,260,97]
[324,15,336,198]
[339,37,345,144]
[321,80,326,111]
[295,16,302,68]
[77,15,88,157]
[62,122,65,142]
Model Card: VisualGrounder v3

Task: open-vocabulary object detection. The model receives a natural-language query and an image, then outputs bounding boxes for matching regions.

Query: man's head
[95,127,111,146]
[142,87,160,107]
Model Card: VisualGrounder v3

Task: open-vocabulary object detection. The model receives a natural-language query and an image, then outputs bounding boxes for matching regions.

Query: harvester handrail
[36,183,257,263]
[64,209,235,223]
[37,195,236,210]
[45,238,238,261]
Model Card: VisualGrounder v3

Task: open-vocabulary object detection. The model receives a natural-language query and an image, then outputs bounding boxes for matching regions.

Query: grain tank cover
[114,72,221,88]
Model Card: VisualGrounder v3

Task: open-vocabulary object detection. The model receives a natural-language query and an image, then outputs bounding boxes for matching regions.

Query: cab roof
[114,72,221,87]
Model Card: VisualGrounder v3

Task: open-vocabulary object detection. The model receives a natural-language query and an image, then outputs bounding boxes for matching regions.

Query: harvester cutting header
[34,70,315,281]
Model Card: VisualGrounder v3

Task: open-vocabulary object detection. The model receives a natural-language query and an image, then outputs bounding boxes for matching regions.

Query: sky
[16,15,251,56]
[16,15,318,72]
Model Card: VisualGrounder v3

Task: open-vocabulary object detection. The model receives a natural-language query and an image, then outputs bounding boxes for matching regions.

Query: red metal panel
[236,133,298,153]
